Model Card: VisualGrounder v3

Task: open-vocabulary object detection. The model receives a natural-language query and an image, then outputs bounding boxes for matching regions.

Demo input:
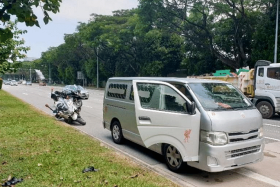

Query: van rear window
[107,84,127,99]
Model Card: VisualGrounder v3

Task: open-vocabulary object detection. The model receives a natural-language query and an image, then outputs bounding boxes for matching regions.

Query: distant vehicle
[26,81,32,86]
[4,80,10,85]
[10,80,18,86]
[18,80,23,84]
[62,85,89,99]
[22,80,26,85]
[39,81,47,86]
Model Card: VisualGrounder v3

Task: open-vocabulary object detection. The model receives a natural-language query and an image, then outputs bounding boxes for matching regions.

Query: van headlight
[258,127,264,138]
[200,130,228,145]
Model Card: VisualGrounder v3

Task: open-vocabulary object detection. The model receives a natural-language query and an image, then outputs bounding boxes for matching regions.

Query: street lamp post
[97,47,99,89]
[274,0,279,63]
[49,62,51,84]
[29,65,31,81]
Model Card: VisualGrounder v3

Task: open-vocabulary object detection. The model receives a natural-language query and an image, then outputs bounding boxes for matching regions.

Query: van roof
[108,77,226,84]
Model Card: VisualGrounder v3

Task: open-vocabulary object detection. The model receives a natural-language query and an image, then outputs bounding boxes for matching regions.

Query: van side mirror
[186,101,196,115]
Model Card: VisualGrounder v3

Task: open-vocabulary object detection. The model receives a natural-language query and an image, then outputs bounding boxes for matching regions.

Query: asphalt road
[2,84,280,187]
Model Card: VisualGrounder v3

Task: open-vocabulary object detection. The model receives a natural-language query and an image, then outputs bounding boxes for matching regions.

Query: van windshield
[188,83,253,111]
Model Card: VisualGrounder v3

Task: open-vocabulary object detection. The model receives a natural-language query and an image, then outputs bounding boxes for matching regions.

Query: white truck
[189,60,280,119]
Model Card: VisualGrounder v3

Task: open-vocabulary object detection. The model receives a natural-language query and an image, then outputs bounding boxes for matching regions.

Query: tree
[0,0,62,42]
[251,1,278,64]
[30,8,186,85]
[138,0,270,69]
[0,21,30,74]
[79,9,184,79]
[0,0,62,75]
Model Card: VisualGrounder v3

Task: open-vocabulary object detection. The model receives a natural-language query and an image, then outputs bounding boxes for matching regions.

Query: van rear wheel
[111,121,124,144]
[163,144,185,172]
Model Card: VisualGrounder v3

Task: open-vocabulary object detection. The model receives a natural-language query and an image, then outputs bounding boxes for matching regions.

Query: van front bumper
[188,138,264,172]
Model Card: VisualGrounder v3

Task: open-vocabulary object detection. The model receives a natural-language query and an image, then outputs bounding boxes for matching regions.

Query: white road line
[84,105,93,108]
[234,168,280,187]
[264,123,280,128]
[264,136,280,142]
[22,93,28,95]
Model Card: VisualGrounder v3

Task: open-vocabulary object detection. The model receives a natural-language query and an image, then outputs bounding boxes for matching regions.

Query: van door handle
[265,83,270,85]
[138,116,151,121]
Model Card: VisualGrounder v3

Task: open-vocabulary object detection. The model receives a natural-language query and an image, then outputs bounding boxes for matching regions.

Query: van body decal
[184,129,192,143]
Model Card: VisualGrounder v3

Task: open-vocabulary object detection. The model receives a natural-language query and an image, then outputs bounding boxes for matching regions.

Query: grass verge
[0,90,178,187]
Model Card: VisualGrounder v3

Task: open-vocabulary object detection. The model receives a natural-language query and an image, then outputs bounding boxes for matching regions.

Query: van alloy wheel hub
[166,145,182,167]
[113,126,120,139]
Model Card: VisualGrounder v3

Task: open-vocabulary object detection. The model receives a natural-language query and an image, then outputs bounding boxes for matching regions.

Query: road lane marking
[264,123,280,128]
[234,168,280,187]
[23,93,28,95]
[264,137,280,142]
[84,105,93,108]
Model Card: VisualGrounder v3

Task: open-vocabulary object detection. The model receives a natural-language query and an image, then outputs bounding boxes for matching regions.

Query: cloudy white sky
[17,0,139,59]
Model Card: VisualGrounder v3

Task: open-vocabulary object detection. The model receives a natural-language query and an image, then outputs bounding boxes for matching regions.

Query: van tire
[163,144,185,172]
[256,101,274,119]
[111,121,124,144]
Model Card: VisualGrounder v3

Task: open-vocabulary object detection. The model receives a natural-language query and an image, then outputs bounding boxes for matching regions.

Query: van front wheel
[111,121,124,144]
[163,144,185,172]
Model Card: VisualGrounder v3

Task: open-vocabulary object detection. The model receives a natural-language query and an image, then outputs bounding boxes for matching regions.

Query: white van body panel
[207,109,262,133]
[133,80,201,161]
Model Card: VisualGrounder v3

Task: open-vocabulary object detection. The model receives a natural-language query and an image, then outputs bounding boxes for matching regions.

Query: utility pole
[29,66,31,81]
[49,62,51,84]
[97,47,99,89]
[274,0,279,63]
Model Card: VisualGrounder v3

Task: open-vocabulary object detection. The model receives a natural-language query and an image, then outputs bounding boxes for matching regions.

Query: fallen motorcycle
[45,89,86,125]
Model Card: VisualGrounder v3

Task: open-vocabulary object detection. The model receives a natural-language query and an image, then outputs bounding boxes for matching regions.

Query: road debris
[1,177,23,186]
[82,166,99,173]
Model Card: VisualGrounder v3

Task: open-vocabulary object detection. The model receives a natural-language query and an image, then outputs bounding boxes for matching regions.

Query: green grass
[0,90,178,187]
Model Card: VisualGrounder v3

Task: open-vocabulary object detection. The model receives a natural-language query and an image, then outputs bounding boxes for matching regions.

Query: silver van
[103,77,264,172]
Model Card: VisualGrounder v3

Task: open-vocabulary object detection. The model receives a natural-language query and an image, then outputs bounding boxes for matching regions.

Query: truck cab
[254,60,280,118]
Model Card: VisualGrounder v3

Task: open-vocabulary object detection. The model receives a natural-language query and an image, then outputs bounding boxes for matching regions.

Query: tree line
[1,0,280,87]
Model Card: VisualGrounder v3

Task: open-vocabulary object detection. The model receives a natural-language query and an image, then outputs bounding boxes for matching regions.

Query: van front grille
[229,135,258,142]
[228,129,259,143]
[228,129,258,136]
[225,145,261,159]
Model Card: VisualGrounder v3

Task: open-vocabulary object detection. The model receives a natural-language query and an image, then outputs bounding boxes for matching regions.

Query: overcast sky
[17,0,139,59]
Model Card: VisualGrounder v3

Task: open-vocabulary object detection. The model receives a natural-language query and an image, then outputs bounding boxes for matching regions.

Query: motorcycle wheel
[76,117,86,125]
[66,118,73,124]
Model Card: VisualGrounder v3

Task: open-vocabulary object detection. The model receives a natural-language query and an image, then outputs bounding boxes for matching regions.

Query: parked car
[4,80,10,85]
[39,81,46,86]
[62,85,89,99]
[26,81,32,86]
[10,80,18,86]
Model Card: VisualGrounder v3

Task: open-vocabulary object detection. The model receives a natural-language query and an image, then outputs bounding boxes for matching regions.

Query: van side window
[172,84,193,102]
[137,83,187,113]
[258,68,264,77]
[129,86,134,101]
[107,84,127,99]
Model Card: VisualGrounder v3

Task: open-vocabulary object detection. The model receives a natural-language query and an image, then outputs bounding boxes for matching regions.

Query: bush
[0,78,2,90]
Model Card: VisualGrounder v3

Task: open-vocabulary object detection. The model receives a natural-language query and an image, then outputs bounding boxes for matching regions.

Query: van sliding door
[132,80,201,161]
